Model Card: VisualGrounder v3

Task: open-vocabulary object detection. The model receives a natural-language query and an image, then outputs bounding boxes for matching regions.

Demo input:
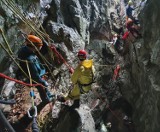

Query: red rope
[0,73,44,87]
[49,45,72,70]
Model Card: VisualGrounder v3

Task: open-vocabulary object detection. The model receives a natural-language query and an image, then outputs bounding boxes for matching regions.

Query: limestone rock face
[122,0,160,132]
[1,0,160,132]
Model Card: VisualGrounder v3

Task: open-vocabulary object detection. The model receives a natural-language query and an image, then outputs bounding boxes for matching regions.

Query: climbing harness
[1,0,56,82]
[0,29,53,87]
[0,0,74,89]
[78,81,94,94]
[19,30,73,75]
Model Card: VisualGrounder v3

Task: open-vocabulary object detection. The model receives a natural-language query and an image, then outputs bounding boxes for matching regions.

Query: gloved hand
[69,67,74,74]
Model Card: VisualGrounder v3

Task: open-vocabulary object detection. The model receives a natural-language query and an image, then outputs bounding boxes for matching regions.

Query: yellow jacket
[71,59,95,92]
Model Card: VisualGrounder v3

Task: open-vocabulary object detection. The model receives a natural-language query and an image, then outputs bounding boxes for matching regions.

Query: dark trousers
[36,86,47,102]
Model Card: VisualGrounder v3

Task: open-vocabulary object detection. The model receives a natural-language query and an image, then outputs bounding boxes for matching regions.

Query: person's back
[126,1,134,17]
[18,46,33,71]
[57,50,95,109]
[17,35,46,83]
[17,35,51,103]
[16,46,32,78]
[78,59,94,83]
[71,59,94,93]
[126,5,134,18]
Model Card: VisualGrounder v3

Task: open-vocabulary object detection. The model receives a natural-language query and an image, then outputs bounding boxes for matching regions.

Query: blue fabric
[18,46,47,86]
[126,5,134,17]
[27,55,46,77]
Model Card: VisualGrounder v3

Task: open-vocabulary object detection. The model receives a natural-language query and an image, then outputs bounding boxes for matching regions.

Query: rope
[2,0,73,74]
[94,64,112,67]
[3,0,46,39]
[0,29,14,55]
[0,28,56,88]
[0,29,49,88]
[26,61,35,107]
[22,33,56,83]
[50,45,73,70]
[1,0,73,81]
[1,0,56,82]
[0,41,29,79]
[13,56,53,68]
[26,61,41,132]
[0,73,43,87]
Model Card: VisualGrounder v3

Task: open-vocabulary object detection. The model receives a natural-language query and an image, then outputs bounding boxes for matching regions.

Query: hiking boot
[57,95,66,102]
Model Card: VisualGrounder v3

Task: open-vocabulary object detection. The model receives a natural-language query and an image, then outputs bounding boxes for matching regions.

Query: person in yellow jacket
[57,50,95,109]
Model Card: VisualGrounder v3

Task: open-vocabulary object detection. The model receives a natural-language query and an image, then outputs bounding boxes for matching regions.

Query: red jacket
[113,65,121,80]
[126,19,134,30]
[122,31,129,40]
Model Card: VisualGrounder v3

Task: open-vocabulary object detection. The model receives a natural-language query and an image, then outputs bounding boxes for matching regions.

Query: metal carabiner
[27,106,37,119]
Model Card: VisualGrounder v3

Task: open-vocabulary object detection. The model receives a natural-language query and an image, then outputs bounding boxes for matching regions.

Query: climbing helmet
[128,0,133,5]
[78,50,87,60]
[26,35,43,47]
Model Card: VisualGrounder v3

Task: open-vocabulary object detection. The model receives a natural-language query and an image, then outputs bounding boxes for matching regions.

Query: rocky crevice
[1,0,160,132]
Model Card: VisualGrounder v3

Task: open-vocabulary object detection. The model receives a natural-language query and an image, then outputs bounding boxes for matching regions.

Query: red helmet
[78,50,87,60]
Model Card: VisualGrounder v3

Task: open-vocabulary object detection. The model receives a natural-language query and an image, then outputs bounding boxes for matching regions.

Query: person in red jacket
[112,65,121,81]
[126,18,142,38]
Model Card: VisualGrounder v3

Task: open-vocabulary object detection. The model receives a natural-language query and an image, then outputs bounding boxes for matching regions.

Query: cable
[0,110,15,132]
[0,99,16,105]
[0,98,16,132]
